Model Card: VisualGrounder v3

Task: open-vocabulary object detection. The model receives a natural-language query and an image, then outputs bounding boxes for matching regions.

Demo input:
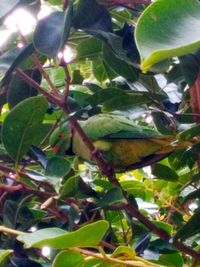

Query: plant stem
[71,247,161,267]
[0,225,25,236]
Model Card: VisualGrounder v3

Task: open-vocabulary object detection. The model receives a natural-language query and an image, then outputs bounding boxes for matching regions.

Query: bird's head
[49,122,72,155]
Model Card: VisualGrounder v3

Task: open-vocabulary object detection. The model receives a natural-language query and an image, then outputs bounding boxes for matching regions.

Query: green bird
[49,114,192,172]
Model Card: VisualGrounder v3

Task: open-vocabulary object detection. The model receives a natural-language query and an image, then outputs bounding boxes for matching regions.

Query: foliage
[1,0,200,266]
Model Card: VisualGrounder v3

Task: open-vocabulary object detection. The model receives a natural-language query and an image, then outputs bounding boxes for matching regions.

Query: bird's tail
[151,136,196,154]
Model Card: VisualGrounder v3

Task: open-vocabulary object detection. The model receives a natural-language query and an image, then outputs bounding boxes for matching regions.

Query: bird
[49,114,193,172]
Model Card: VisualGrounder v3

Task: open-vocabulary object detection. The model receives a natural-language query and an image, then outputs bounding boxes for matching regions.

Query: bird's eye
[58,133,64,140]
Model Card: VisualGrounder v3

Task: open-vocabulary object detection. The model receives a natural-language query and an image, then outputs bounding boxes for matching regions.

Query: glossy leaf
[136,0,200,71]
[174,208,200,241]
[2,96,48,162]
[7,69,41,109]
[103,44,138,81]
[45,156,71,178]
[18,220,109,248]
[33,2,73,58]
[98,188,124,207]
[52,251,84,267]
[0,44,34,86]
[76,38,102,60]
[159,253,184,267]
[72,0,112,32]
[102,93,151,112]
[153,164,178,182]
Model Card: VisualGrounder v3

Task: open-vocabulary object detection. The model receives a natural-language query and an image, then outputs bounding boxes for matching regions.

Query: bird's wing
[82,114,161,140]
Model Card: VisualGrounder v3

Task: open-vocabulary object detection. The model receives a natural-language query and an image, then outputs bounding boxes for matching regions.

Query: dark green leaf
[102,93,151,112]
[76,38,102,60]
[3,200,18,228]
[87,88,125,107]
[153,164,178,181]
[33,3,73,58]
[174,208,200,241]
[45,156,71,178]
[0,44,34,86]
[159,253,184,267]
[98,188,124,207]
[103,44,138,81]
[2,96,48,162]
[73,0,112,32]
[7,69,41,109]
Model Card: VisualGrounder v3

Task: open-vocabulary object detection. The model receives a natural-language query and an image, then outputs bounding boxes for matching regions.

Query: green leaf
[111,246,136,259]
[152,221,173,235]
[178,124,200,140]
[60,176,79,197]
[45,156,71,178]
[17,220,109,249]
[2,96,48,162]
[153,164,178,181]
[7,69,41,109]
[33,3,73,58]
[121,180,147,200]
[102,93,151,112]
[0,45,34,86]
[0,249,12,267]
[92,57,107,83]
[98,188,124,207]
[135,0,200,72]
[174,208,200,241]
[3,200,18,228]
[159,252,184,267]
[52,251,84,267]
[103,44,138,81]
[76,38,102,60]
[87,88,125,107]
[72,0,112,31]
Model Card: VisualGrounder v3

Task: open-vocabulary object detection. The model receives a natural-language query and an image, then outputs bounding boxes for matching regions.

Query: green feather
[81,114,160,140]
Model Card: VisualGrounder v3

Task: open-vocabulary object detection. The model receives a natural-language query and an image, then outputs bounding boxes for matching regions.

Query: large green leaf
[135,0,200,72]
[17,220,109,248]
[33,2,73,57]
[2,96,48,162]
